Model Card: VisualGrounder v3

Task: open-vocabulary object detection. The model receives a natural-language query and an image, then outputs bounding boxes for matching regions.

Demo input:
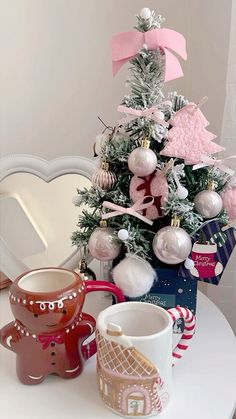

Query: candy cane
[167,306,195,366]
[153,389,162,413]
[156,376,164,388]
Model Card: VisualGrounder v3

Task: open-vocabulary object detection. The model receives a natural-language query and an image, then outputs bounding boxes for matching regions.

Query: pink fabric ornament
[220,187,236,221]
[160,103,225,164]
[111,28,187,82]
[130,170,168,220]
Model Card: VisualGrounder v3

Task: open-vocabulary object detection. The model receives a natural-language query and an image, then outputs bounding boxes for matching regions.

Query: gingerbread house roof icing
[96,330,158,379]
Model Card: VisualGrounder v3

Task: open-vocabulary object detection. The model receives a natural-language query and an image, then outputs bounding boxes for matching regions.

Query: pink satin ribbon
[111,28,187,82]
[102,196,154,225]
[117,104,169,126]
[37,334,64,350]
[193,155,236,176]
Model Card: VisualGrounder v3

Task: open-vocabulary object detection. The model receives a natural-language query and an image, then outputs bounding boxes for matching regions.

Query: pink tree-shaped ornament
[160,103,225,164]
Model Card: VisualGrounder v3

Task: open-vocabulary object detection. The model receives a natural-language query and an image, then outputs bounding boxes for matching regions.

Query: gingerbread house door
[127,393,145,416]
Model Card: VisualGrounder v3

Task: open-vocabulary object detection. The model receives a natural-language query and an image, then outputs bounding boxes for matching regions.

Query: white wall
[207,1,236,333]
[0,0,231,156]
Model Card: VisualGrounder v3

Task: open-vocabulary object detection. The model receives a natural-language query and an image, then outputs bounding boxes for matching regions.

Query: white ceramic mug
[96,302,195,417]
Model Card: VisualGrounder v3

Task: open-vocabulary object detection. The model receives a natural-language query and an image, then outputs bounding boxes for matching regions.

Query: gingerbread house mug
[96,301,195,417]
[0,267,124,384]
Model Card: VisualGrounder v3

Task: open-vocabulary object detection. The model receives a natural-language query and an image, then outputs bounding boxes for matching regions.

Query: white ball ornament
[113,253,156,298]
[88,221,121,261]
[128,139,157,177]
[140,8,151,20]
[152,218,192,264]
[194,181,223,219]
[194,190,223,219]
[94,133,109,156]
[118,229,129,241]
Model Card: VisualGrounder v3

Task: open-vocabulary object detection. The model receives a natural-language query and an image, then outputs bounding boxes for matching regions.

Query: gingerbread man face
[9,268,86,334]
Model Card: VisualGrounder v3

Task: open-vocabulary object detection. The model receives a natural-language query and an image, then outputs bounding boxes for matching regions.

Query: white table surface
[0,289,236,419]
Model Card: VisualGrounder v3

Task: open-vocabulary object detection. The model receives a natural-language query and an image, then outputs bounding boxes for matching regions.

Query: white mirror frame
[0,154,96,280]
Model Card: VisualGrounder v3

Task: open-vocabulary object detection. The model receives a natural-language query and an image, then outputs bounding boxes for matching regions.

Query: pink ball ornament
[88,223,121,261]
[220,186,236,221]
[130,169,168,220]
[128,139,157,177]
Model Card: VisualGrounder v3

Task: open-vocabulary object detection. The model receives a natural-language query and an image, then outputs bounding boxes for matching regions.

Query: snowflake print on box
[179,220,236,285]
[130,170,168,220]
[160,103,225,165]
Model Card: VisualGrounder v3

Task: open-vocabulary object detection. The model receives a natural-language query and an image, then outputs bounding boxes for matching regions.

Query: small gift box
[179,220,236,285]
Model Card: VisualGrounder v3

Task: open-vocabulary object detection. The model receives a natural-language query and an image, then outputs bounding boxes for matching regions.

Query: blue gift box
[124,268,198,333]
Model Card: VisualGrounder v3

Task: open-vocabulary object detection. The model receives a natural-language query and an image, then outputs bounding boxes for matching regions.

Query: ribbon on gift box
[102,196,154,225]
[117,104,169,126]
[111,28,187,82]
[193,155,236,176]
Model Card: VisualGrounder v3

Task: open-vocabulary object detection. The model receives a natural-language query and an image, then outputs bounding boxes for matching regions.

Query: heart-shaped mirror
[0,155,96,282]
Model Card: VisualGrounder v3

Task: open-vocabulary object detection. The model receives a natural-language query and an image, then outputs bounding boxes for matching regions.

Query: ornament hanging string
[193,155,236,176]
[111,28,187,81]
[102,196,154,225]
[117,105,169,127]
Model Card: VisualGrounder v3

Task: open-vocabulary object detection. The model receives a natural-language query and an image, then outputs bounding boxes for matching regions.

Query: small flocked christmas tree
[72,8,235,299]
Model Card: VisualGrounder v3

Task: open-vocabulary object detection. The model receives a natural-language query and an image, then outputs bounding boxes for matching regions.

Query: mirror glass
[0,173,91,269]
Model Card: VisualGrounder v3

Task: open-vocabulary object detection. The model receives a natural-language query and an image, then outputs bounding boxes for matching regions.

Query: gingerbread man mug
[0,267,124,384]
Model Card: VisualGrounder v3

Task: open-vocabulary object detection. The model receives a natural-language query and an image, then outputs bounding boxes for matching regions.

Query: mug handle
[167,306,195,366]
[81,280,125,359]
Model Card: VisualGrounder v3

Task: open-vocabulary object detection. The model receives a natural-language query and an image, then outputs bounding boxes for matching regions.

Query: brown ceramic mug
[0,267,124,384]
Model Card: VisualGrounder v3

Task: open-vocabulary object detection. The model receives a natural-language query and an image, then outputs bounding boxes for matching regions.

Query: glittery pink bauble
[130,169,169,220]
[88,227,121,261]
[128,147,157,176]
[220,187,236,221]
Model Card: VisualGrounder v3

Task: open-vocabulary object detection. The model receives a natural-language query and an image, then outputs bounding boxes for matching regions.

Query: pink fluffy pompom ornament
[220,186,236,221]
[130,169,168,220]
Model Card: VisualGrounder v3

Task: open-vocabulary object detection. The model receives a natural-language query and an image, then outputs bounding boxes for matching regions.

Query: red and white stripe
[167,306,195,366]
[153,389,162,413]
[156,375,164,388]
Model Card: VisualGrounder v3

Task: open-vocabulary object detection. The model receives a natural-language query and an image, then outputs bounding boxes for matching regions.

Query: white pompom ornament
[72,195,83,206]
[184,258,195,270]
[140,8,151,20]
[112,253,156,298]
[118,229,129,241]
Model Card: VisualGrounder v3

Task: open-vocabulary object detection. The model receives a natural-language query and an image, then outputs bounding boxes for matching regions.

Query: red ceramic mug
[0,267,124,384]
